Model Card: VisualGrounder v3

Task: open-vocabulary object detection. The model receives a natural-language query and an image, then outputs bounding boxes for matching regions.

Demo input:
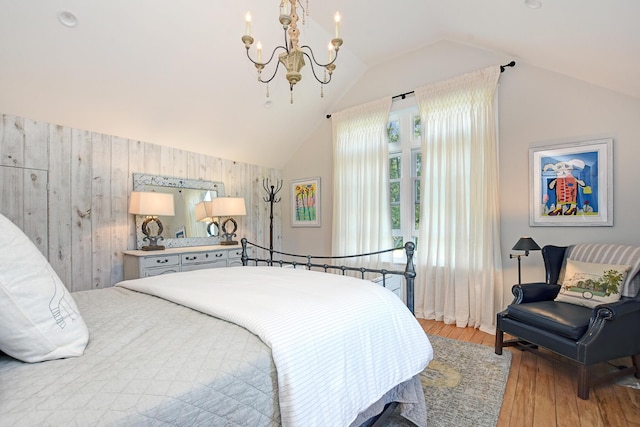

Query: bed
[0,213,433,426]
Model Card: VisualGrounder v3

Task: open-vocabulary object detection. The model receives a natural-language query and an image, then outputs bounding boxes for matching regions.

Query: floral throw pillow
[555,259,631,308]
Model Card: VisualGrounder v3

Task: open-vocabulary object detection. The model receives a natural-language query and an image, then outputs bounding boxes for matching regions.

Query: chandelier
[241,0,343,103]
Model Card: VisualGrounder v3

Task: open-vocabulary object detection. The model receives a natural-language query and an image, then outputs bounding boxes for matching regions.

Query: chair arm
[511,282,561,304]
[591,298,640,321]
[578,299,640,363]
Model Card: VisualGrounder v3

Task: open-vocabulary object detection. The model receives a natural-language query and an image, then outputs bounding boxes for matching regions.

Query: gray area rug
[386,334,512,427]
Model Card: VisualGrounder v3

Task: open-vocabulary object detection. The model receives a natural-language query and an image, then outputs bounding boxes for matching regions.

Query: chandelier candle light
[242,0,343,103]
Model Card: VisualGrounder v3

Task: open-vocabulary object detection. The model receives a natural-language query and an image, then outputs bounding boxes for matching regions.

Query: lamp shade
[512,236,541,252]
[129,191,175,216]
[208,197,247,217]
[195,201,215,222]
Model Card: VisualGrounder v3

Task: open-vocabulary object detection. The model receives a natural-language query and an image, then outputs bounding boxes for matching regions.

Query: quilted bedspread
[116,267,433,427]
[1,268,430,426]
[0,287,280,426]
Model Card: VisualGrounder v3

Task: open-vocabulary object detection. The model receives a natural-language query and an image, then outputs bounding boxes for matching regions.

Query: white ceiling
[1,0,638,169]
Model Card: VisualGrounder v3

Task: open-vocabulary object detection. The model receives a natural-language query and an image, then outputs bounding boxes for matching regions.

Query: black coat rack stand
[263,178,282,260]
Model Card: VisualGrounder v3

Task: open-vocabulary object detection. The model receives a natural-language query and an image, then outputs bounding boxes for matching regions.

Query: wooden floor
[417,319,640,427]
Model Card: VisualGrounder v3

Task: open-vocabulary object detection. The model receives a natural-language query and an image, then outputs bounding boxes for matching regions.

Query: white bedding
[116,266,433,427]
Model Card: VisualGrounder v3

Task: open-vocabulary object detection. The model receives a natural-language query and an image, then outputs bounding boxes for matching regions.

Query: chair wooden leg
[495,329,504,355]
[577,364,590,400]
[633,354,640,378]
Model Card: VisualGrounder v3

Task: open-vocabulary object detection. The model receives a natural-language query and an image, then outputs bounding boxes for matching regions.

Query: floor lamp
[510,236,541,284]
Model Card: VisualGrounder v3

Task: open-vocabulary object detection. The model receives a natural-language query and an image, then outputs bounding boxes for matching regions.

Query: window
[388,102,421,249]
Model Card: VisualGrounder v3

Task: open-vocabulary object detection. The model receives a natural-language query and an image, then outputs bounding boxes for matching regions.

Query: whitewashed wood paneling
[0,115,24,167]
[0,164,48,257]
[23,119,48,170]
[22,168,48,257]
[0,113,282,291]
[48,124,73,285]
[70,128,93,291]
[110,136,130,285]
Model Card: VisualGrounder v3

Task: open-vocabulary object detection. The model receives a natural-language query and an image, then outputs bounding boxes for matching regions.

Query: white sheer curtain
[331,97,393,261]
[414,66,503,333]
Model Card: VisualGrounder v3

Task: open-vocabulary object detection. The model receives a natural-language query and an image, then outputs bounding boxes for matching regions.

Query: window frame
[388,99,421,249]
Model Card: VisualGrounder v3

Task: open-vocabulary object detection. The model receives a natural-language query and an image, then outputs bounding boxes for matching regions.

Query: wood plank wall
[0,113,282,292]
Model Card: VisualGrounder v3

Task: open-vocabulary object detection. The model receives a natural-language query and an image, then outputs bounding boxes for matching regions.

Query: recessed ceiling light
[58,11,79,28]
[525,0,542,9]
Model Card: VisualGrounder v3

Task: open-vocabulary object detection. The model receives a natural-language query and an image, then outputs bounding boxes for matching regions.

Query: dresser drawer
[181,260,228,272]
[142,254,180,269]
[227,248,244,259]
[143,266,180,277]
[181,250,227,265]
[123,246,237,280]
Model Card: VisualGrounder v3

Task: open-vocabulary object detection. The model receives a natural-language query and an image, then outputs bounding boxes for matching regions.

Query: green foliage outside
[387,121,400,143]
[390,157,401,179]
[413,116,422,139]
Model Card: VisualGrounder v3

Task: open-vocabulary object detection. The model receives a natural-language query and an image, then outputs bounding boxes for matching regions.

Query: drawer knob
[215,253,223,258]
[185,256,197,261]
[157,259,169,264]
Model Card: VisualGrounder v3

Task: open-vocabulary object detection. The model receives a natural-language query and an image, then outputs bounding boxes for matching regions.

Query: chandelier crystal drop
[242,0,343,104]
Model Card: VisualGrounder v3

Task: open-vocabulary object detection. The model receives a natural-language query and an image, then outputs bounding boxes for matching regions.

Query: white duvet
[116,266,433,427]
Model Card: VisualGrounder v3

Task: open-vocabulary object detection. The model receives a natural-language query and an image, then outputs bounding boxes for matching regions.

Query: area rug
[385,335,512,427]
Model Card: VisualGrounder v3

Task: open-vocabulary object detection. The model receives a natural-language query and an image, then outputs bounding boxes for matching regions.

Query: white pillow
[0,214,89,362]
[555,259,631,308]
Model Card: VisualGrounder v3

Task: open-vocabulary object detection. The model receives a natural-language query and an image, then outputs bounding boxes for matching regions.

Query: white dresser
[123,245,246,280]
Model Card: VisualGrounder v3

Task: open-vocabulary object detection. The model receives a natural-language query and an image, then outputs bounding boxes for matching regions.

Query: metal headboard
[240,238,417,315]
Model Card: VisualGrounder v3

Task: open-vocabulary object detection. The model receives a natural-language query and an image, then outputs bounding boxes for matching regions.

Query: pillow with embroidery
[0,214,89,362]
[555,259,631,308]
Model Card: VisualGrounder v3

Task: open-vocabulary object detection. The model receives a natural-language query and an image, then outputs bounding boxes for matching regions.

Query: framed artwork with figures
[529,138,612,226]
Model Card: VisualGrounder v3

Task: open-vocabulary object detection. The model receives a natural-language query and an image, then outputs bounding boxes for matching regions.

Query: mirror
[132,173,225,249]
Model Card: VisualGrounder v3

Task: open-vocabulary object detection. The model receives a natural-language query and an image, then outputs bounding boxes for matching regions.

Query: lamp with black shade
[129,191,175,251]
[510,236,541,284]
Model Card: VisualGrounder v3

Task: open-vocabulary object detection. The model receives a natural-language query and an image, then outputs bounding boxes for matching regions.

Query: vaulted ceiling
[1,0,638,168]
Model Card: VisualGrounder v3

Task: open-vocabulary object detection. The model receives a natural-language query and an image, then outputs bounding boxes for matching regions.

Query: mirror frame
[132,173,225,249]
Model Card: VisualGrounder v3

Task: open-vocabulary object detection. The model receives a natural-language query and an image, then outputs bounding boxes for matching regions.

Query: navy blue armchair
[495,244,640,399]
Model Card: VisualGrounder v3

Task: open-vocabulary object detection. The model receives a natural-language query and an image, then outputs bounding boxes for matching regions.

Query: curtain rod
[325,61,516,119]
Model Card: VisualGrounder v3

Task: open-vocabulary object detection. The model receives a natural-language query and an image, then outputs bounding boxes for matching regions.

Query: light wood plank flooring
[417,319,640,427]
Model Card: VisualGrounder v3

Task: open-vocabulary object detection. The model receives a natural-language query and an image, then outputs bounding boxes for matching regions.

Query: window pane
[392,236,404,249]
[414,152,422,177]
[414,179,420,230]
[390,182,400,203]
[391,206,401,229]
[389,156,401,179]
[413,115,422,139]
[387,120,400,143]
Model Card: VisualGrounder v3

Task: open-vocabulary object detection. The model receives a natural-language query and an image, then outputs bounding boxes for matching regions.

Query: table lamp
[129,191,175,251]
[208,197,246,245]
[195,201,219,237]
